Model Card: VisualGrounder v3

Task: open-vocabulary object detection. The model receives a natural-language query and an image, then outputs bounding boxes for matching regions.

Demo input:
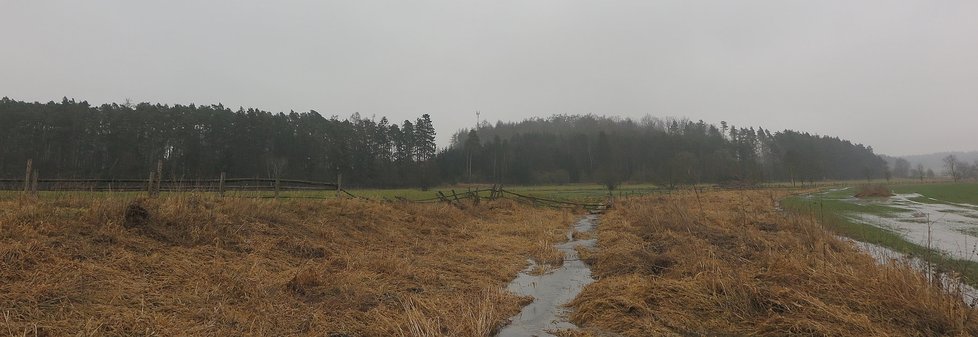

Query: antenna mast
[475,110,481,129]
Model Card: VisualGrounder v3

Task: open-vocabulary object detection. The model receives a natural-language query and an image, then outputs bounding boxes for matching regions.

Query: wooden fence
[0,177,337,193]
[2,159,339,197]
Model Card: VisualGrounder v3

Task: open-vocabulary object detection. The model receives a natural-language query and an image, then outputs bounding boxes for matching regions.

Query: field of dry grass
[566,189,978,336]
[0,195,571,336]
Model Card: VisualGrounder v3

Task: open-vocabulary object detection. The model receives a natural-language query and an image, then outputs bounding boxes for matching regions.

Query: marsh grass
[783,192,978,288]
[854,184,894,198]
[0,194,571,336]
[565,190,978,336]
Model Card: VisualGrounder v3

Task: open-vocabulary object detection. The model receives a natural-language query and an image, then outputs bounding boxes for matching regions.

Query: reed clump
[854,184,894,198]
[566,190,978,336]
[0,194,570,336]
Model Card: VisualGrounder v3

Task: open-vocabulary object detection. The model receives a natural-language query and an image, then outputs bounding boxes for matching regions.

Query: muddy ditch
[497,214,599,337]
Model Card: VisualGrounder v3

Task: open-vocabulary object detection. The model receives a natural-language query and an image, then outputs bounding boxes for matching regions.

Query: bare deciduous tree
[944,155,959,181]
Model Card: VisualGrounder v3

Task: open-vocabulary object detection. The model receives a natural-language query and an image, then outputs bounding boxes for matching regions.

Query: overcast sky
[3,1,977,156]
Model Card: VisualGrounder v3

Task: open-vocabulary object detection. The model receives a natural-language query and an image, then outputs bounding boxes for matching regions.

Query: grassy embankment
[565,189,978,336]
[782,183,978,286]
[0,194,572,336]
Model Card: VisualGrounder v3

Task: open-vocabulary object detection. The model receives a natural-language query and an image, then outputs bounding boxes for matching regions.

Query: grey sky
[3,1,977,156]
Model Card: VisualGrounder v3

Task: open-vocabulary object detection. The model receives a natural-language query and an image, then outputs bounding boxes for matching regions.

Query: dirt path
[497,215,599,337]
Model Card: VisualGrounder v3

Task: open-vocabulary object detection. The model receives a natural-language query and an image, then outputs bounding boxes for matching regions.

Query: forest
[0,97,887,188]
[439,115,887,187]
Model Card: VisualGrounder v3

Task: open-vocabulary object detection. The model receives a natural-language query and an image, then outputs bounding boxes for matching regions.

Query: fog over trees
[440,115,887,187]
[2,98,891,187]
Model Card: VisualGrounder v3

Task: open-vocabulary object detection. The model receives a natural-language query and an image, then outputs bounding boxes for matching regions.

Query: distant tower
[475,110,481,129]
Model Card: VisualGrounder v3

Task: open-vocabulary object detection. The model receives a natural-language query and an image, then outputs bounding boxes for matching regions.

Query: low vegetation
[783,185,978,287]
[0,195,571,336]
[566,190,978,336]
[8,184,978,336]
[892,183,978,205]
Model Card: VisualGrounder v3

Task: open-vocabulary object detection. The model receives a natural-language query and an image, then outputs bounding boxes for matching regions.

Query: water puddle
[846,193,978,261]
[497,215,599,337]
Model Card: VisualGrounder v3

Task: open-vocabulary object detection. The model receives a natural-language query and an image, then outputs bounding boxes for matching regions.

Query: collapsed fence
[371,185,608,211]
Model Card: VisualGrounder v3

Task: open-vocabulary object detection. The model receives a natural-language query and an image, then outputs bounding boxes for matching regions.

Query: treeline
[438,115,887,187]
[0,97,436,187]
[1,98,888,188]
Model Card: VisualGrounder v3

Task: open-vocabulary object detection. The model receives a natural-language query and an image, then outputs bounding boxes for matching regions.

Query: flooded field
[832,189,978,261]
[788,184,978,304]
[497,215,599,337]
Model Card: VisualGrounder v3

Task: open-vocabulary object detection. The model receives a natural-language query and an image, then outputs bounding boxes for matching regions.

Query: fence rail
[0,177,337,193]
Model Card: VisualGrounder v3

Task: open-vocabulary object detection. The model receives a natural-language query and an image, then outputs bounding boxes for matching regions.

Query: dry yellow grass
[566,190,978,336]
[0,194,571,336]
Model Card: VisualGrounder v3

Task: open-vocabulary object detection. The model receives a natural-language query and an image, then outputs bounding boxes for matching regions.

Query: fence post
[336,173,342,199]
[219,172,226,197]
[24,159,32,194]
[31,170,39,196]
[147,172,155,197]
[274,176,280,199]
[154,160,163,196]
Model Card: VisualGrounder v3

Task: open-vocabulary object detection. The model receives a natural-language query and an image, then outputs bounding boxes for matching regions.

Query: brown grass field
[4,189,978,336]
[0,195,570,336]
[566,190,978,336]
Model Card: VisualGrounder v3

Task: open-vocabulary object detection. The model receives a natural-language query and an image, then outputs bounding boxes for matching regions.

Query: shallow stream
[496,215,599,337]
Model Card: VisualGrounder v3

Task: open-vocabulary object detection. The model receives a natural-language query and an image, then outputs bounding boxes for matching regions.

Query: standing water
[848,193,978,261]
[497,215,599,337]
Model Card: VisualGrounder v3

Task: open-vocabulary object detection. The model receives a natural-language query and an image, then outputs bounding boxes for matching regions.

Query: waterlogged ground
[497,215,599,337]
[808,186,978,261]
[843,236,978,304]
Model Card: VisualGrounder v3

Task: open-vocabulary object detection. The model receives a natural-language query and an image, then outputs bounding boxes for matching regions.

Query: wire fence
[0,177,337,193]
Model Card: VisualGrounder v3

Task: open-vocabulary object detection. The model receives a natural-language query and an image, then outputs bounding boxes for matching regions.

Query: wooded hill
[1,98,887,188]
[439,115,887,187]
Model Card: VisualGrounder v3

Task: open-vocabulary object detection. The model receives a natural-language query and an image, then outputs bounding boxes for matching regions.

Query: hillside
[441,115,887,185]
